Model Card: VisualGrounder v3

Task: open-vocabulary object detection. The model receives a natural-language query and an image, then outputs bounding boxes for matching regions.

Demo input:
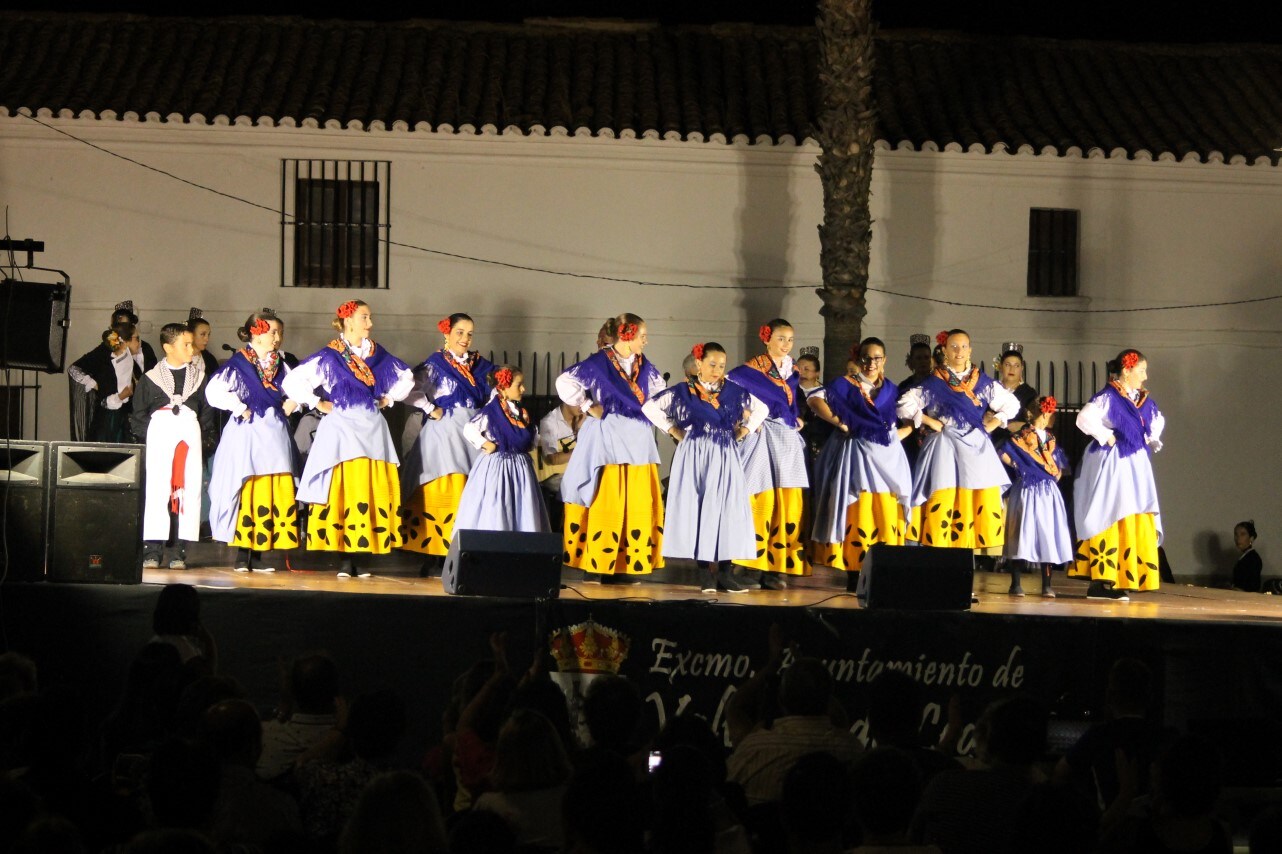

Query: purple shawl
[824,376,900,446]
[215,351,289,418]
[478,395,537,454]
[660,380,751,447]
[727,359,802,428]
[1096,384,1159,458]
[568,350,662,423]
[919,372,993,432]
[1001,434,1068,488]
[421,350,494,412]
[313,343,410,411]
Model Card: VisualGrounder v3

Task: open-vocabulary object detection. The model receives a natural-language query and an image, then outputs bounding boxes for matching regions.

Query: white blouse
[556,351,666,412]
[896,366,1021,428]
[641,382,769,434]
[1076,389,1165,452]
[280,336,413,410]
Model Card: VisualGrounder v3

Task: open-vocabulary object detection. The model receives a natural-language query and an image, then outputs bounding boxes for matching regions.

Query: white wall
[2,115,1278,578]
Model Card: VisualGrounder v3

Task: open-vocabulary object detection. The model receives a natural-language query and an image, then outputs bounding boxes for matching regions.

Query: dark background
[8,1,1282,44]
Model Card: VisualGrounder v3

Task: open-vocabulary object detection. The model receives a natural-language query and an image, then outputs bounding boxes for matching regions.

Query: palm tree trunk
[815,0,877,379]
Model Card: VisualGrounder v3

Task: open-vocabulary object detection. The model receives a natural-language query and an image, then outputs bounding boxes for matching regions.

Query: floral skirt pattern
[229,473,298,551]
[732,487,810,575]
[1069,511,1160,591]
[305,458,403,554]
[563,463,664,575]
[808,491,906,574]
[399,473,467,556]
[911,486,1004,550]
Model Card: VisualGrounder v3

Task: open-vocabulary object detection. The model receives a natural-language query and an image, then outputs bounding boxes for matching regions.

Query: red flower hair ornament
[691,343,705,360]
[437,318,453,334]
[758,324,773,344]
[1040,396,1058,415]
[336,300,360,319]
[1121,352,1140,371]
[618,323,639,342]
[494,367,514,390]
[249,318,272,336]
[935,330,950,347]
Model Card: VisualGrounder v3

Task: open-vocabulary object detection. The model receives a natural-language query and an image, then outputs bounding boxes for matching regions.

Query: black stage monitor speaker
[0,279,72,372]
[0,439,49,582]
[442,529,562,599]
[857,544,974,610]
[47,442,144,584]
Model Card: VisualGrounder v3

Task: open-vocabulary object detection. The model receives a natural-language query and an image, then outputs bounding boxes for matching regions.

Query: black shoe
[1041,566,1057,598]
[234,548,251,573]
[845,572,861,593]
[700,566,718,594]
[1008,582,1025,597]
[716,566,749,594]
[759,573,787,591]
[1086,580,1129,601]
[338,557,355,579]
[419,558,437,579]
[582,572,603,585]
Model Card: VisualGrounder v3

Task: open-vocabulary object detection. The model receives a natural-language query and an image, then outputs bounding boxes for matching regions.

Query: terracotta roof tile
[3,13,1282,163]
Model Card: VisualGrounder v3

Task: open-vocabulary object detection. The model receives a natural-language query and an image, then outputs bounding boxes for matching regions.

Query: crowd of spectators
[3,583,1281,854]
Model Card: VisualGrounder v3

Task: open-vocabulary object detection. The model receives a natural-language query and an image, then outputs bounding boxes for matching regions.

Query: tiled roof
[3,13,1282,163]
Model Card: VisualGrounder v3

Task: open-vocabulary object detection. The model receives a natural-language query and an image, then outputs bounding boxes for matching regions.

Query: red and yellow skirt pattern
[808,491,906,573]
[1069,512,1160,591]
[230,473,298,551]
[399,473,467,556]
[563,464,664,575]
[733,487,810,575]
[306,458,403,554]
[911,486,1004,550]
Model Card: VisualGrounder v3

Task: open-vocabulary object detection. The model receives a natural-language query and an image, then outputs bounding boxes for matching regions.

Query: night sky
[10,0,1282,45]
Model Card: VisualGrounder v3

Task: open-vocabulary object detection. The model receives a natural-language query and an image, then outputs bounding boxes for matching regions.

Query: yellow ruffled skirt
[230,473,298,551]
[912,486,1004,550]
[808,491,906,574]
[1069,512,1161,591]
[563,464,664,575]
[733,487,810,575]
[305,458,403,554]
[399,473,467,556]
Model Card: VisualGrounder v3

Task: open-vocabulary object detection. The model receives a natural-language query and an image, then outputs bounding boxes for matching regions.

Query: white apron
[143,406,204,541]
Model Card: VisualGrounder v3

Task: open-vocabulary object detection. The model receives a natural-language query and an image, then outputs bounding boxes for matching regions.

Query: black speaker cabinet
[0,278,72,372]
[442,529,562,599]
[857,544,974,610]
[47,442,144,584]
[0,440,49,582]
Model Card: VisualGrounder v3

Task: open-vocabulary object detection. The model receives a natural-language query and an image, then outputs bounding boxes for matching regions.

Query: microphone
[221,343,235,352]
[662,372,670,381]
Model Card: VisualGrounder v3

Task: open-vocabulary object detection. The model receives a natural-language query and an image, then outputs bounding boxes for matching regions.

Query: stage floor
[145,542,1282,625]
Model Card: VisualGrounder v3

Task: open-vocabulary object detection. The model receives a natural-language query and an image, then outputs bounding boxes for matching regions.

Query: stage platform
[5,547,1282,784]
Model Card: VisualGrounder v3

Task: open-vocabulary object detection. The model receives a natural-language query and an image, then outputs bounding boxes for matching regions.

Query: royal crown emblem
[549,620,630,675]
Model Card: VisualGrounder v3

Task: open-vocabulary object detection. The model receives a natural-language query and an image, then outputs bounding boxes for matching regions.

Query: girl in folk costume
[1070,349,1165,601]
[399,314,494,570]
[642,342,768,594]
[69,322,144,443]
[205,312,300,573]
[807,338,914,591]
[453,366,551,534]
[896,329,1020,550]
[726,319,810,588]
[130,323,219,569]
[281,300,414,578]
[556,313,666,581]
[999,396,1072,598]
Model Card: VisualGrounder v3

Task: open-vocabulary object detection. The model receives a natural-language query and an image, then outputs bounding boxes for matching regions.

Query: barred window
[281,160,390,288]
[1026,208,1079,297]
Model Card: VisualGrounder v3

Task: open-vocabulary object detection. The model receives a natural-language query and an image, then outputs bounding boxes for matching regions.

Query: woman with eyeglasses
[807,338,913,590]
